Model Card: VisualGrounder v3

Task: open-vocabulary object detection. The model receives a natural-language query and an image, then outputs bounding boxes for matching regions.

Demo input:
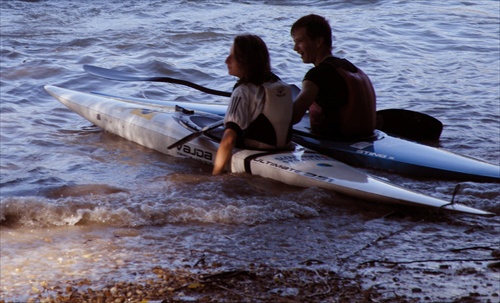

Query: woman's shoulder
[232,82,263,99]
[235,82,262,91]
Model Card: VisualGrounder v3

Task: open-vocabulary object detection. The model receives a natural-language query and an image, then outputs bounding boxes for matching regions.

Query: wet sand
[12,264,500,303]
[7,234,500,303]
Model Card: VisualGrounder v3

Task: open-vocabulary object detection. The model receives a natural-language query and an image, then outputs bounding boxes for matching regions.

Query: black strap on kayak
[243,151,274,174]
[243,149,318,174]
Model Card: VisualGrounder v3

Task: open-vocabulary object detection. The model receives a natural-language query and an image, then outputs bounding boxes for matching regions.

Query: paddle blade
[84,65,149,81]
[377,109,443,141]
[83,65,232,97]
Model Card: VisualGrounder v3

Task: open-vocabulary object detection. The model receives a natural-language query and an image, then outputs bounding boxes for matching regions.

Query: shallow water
[1,1,499,302]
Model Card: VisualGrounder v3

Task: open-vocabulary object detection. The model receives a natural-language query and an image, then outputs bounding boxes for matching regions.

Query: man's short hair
[291,14,332,49]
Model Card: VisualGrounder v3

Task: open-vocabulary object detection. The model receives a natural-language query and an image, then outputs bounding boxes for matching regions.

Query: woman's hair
[233,34,272,85]
[291,14,332,50]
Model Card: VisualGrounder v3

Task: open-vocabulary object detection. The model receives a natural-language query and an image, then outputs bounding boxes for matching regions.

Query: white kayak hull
[91,91,499,182]
[45,85,494,216]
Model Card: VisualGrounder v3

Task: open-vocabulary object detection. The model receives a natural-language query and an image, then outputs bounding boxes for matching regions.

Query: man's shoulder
[324,57,358,72]
[305,59,341,80]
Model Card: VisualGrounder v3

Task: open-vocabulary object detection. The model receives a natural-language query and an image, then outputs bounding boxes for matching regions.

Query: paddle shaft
[167,119,224,149]
[84,65,443,141]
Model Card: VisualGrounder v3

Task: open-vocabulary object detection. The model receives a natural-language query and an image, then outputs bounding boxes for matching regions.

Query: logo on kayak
[255,157,337,184]
[131,108,156,120]
[355,149,394,160]
[275,153,329,164]
[317,163,333,167]
[176,145,213,161]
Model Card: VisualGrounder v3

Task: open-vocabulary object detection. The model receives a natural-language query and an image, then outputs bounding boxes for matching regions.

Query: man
[290,14,376,139]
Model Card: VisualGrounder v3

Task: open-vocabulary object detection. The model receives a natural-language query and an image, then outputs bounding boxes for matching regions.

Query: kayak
[91,91,500,182]
[45,85,494,216]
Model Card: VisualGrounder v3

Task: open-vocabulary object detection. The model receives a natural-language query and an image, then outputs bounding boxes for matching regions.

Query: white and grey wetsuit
[224,80,293,150]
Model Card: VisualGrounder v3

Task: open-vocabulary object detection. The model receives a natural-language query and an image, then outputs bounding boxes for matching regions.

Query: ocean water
[1,1,499,302]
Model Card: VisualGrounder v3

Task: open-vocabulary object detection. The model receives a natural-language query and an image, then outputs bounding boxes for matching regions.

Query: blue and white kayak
[45,85,494,216]
[91,91,499,182]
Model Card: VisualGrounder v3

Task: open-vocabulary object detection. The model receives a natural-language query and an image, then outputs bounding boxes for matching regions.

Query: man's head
[291,14,332,48]
[291,14,332,65]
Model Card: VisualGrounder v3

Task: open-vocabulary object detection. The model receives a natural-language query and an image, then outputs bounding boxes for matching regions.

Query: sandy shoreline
[17,267,360,303]
[5,254,499,303]
[2,208,499,303]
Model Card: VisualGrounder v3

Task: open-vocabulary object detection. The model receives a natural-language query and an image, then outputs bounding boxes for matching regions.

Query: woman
[212,35,293,175]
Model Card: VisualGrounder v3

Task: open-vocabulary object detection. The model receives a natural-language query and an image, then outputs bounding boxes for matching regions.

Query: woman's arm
[212,128,238,175]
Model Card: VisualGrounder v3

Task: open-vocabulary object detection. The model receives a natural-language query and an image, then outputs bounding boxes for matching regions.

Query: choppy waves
[0,176,333,227]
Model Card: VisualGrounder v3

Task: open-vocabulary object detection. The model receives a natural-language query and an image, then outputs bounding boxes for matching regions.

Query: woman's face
[225,44,243,78]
